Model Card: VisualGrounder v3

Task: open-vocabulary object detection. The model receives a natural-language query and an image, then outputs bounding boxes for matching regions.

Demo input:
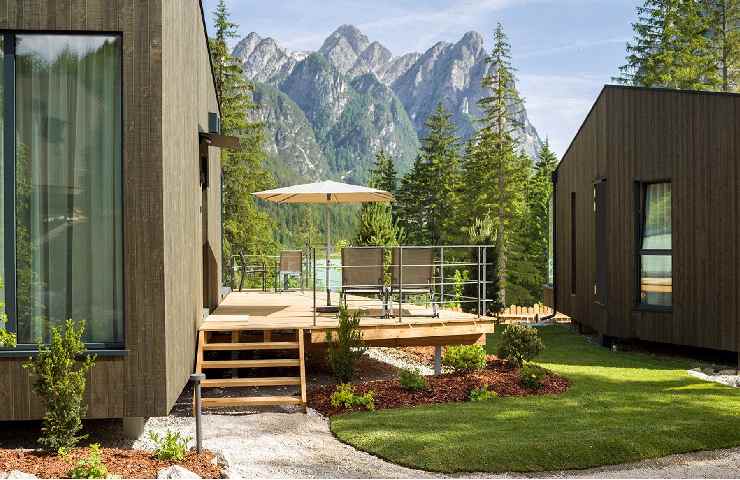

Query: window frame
[0,30,126,353]
[635,180,672,312]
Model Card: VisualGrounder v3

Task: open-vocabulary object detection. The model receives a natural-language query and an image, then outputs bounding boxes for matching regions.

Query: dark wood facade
[0,0,222,420]
[554,85,740,354]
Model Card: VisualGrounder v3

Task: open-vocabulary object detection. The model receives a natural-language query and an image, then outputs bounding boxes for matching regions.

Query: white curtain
[15,34,122,345]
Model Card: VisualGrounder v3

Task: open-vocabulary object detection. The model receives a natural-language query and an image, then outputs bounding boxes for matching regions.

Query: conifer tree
[210,0,277,274]
[354,150,404,246]
[704,0,740,91]
[462,23,531,306]
[396,103,463,245]
[617,0,722,90]
[370,149,398,195]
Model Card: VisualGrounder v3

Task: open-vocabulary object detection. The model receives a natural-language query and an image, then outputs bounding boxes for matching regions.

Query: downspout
[541,169,558,321]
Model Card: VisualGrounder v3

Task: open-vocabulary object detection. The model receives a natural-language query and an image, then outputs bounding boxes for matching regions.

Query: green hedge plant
[330,384,375,411]
[326,306,366,383]
[442,345,487,372]
[398,369,427,391]
[24,319,95,451]
[496,324,544,367]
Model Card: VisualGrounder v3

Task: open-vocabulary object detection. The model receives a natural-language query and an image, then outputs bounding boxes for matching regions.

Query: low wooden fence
[496,304,570,324]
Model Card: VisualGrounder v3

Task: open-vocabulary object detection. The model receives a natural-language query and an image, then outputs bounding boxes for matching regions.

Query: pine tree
[396,103,463,245]
[354,150,404,247]
[704,0,740,91]
[462,23,531,306]
[210,0,277,275]
[616,0,722,90]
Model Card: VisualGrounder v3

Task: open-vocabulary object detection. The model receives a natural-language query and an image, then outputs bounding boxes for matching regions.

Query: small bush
[330,384,375,411]
[0,279,16,348]
[520,364,549,390]
[149,430,190,462]
[399,369,427,391]
[67,443,108,479]
[326,306,367,383]
[442,345,486,372]
[496,324,544,367]
[469,385,498,402]
[23,319,95,451]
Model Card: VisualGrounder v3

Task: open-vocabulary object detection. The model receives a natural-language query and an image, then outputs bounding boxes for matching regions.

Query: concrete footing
[434,345,442,375]
[122,416,146,439]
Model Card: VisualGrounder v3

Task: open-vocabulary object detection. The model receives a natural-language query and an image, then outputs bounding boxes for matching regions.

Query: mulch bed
[0,448,223,479]
[309,358,569,416]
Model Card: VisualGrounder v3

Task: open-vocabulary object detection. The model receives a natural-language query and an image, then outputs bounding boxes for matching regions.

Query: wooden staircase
[194,327,307,409]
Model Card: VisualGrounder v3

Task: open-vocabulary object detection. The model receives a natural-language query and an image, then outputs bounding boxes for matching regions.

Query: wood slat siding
[0,0,221,421]
[555,86,740,353]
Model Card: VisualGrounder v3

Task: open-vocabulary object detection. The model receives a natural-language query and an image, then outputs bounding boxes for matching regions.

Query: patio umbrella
[253,180,393,307]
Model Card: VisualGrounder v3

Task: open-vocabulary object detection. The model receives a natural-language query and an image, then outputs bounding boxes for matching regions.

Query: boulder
[702,367,717,375]
[718,369,738,376]
[157,465,201,479]
[5,471,37,479]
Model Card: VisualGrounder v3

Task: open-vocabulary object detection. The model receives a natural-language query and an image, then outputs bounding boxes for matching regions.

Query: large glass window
[3,33,123,347]
[639,182,672,307]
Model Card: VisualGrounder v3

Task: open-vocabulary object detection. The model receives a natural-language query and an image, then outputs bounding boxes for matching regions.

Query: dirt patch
[309,359,569,416]
[0,448,223,479]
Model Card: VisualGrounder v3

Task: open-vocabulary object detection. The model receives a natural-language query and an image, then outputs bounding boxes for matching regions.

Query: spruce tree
[704,0,740,91]
[396,103,463,245]
[354,150,404,246]
[617,0,722,90]
[462,23,531,306]
[210,0,277,275]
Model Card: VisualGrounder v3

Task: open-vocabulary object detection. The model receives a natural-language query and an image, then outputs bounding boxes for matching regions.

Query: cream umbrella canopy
[253,180,394,306]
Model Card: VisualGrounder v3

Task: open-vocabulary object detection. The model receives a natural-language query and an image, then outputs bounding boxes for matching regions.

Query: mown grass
[330,326,740,473]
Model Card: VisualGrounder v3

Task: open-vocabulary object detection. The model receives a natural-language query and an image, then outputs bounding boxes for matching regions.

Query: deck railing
[302,244,497,326]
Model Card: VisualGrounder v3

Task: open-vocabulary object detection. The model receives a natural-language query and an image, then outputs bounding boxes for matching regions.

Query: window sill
[0,349,129,358]
[633,305,672,313]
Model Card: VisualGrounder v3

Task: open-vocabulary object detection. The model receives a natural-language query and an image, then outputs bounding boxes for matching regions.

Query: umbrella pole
[326,203,331,306]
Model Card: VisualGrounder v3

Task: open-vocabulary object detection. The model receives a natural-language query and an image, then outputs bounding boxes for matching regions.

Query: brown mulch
[309,358,569,416]
[0,447,223,479]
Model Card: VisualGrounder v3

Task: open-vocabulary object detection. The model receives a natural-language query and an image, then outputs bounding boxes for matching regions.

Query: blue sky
[203,0,641,157]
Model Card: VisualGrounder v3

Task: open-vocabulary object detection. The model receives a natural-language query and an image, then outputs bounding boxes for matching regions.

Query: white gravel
[364,347,437,375]
[687,369,740,388]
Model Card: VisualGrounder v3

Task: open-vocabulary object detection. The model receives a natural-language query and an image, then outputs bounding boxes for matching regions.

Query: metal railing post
[398,246,403,322]
[482,246,487,316]
[190,373,205,453]
[312,247,317,326]
[477,245,481,319]
[439,246,444,309]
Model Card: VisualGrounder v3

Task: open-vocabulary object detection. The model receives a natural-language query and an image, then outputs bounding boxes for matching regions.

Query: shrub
[469,385,498,402]
[398,369,427,391]
[149,430,191,462]
[24,319,95,451]
[326,306,366,383]
[442,345,486,372]
[67,443,108,479]
[330,384,375,411]
[519,364,549,390]
[496,324,544,367]
[0,279,16,348]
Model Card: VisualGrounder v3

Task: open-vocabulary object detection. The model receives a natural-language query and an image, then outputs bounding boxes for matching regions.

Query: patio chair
[237,251,268,292]
[390,247,438,317]
[340,247,386,315]
[278,250,303,292]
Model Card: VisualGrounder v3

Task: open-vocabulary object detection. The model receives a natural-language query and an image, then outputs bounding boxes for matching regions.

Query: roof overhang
[199,132,240,149]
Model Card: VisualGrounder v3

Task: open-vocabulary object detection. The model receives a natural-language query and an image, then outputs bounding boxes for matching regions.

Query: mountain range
[235,24,543,186]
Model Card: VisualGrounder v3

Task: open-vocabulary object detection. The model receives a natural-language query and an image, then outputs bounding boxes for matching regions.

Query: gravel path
[137,410,740,478]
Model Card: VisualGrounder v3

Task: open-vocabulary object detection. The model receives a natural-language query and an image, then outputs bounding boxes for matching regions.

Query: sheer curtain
[15,34,122,345]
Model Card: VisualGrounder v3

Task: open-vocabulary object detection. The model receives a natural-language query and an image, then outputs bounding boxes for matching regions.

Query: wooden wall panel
[557,86,740,353]
[161,0,221,410]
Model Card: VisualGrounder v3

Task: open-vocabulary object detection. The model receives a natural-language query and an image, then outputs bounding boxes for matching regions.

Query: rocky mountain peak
[318,24,373,74]
[459,31,485,52]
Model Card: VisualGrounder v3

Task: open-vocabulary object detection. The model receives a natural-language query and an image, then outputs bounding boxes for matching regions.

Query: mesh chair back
[391,247,434,289]
[341,247,384,289]
[279,250,302,274]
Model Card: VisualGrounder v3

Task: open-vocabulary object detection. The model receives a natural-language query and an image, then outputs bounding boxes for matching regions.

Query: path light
[190,373,206,453]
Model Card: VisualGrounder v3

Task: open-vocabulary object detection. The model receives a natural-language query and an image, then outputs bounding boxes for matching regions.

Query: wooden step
[200,358,300,369]
[201,396,302,408]
[203,341,299,351]
[201,377,302,388]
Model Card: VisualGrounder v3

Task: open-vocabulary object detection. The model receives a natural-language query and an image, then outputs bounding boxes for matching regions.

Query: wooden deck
[201,290,496,347]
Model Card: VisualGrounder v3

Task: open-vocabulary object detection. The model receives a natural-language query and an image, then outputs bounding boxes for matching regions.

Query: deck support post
[434,345,442,375]
[122,417,145,440]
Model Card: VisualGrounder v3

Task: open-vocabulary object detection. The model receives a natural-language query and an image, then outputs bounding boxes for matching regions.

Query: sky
[202,0,642,158]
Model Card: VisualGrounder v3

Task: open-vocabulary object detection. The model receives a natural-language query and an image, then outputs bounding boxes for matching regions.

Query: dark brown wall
[555,86,740,353]
[0,0,221,420]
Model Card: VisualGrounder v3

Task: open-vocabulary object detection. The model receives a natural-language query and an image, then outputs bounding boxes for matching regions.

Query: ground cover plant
[398,368,427,391]
[441,344,486,372]
[330,325,740,473]
[149,430,191,462]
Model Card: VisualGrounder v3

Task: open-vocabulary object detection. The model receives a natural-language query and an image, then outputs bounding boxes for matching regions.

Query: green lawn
[330,326,740,473]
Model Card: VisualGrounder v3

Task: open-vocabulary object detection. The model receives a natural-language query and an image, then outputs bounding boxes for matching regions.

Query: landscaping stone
[718,369,738,375]
[156,465,201,479]
[4,471,37,479]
